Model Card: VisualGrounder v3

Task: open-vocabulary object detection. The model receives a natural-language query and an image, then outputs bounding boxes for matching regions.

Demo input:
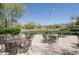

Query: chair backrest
[43,34,57,44]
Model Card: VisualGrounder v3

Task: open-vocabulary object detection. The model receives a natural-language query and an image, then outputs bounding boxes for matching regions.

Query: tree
[0,3,24,28]
[48,25,53,29]
[24,22,36,29]
[9,23,22,29]
[71,16,79,30]
[75,16,79,25]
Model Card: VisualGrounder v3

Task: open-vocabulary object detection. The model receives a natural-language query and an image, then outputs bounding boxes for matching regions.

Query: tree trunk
[5,19,8,28]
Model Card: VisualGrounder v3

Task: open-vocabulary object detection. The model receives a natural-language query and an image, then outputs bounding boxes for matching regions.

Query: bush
[0,28,21,35]
[58,30,76,35]
[22,30,76,35]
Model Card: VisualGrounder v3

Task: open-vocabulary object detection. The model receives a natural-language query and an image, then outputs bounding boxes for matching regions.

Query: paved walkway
[28,34,79,55]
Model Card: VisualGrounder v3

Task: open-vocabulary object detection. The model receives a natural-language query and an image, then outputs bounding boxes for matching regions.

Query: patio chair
[43,34,57,44]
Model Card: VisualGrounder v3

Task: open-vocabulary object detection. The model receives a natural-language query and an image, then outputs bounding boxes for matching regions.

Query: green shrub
[22,30,76,35]
[0,28,21,35]
[58,30,76,35]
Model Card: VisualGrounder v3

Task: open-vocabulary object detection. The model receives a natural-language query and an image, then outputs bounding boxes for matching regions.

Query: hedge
[0,28,21,35]
[22,30,77,35]
[57,31,76,35]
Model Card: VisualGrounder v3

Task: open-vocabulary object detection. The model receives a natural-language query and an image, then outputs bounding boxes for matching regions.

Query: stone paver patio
[27,34,79,55]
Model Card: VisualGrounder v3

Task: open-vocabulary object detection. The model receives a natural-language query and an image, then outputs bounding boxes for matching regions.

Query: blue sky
[18,3,79,25]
